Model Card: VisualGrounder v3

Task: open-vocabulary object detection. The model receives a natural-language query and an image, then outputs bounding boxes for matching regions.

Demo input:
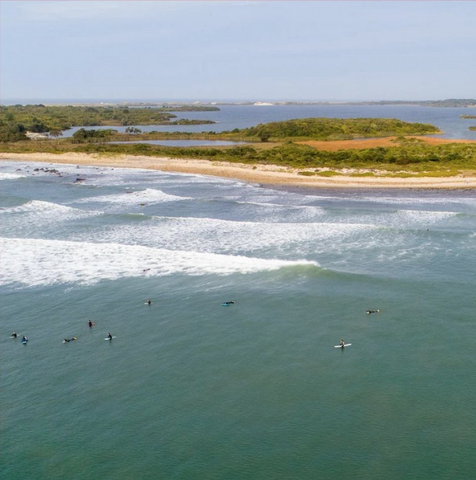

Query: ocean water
[1,161,476,479]
[62,104,476,140]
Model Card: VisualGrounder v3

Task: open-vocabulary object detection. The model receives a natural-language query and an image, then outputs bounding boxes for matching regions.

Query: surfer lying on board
[223,301,235,305]
[366,310,380,314]
[63,337,77,343]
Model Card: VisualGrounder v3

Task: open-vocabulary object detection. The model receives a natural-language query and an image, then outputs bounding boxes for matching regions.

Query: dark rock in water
[34,168,40,172]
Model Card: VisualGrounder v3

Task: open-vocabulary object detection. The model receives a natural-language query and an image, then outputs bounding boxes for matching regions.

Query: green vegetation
[72,128,119,142]
[0,105,217,139]
[316,170,343,177]
[1,112,474,176]
[236,118,440,141]
[3,138,475,174]
[169,119,215,126]
[469,127,476,131]
[0,122,28,142]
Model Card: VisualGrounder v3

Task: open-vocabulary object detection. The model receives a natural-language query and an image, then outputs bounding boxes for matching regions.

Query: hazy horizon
[2,97,475,105]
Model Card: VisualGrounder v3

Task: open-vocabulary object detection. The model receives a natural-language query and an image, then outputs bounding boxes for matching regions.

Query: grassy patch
[316,170,343,177]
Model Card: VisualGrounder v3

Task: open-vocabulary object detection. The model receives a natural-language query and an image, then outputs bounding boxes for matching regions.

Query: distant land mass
[2,99,476,108]
[102,99,476,108]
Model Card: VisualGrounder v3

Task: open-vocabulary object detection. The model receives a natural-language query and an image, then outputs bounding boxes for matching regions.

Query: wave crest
[0,238,319,287]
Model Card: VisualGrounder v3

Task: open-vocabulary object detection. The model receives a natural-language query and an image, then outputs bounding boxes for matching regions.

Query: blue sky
[1,1,475,101]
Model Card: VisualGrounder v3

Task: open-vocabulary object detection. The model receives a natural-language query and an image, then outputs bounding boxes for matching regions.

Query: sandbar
[1,152,476,189]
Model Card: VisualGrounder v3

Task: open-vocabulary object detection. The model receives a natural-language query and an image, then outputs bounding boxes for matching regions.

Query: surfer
[143,269,151,273]
[340,339,346,347]
[11,331,17,338]
[22,336,28,343]
[146,299,152,305]
[88,320,93,328]
[366,309,380,314]
[63,337,77,343]
[223,301,235,305]
[106,333,113,340]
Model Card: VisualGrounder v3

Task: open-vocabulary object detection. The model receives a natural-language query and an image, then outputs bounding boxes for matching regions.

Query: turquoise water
[1,161,476,479]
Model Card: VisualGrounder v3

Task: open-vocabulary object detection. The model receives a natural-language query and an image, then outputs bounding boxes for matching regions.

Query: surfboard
[22,340,28,344]
[334,343,352,348]
[104,336,116,341]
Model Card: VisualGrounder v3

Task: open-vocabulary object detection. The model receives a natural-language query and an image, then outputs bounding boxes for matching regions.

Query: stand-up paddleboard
[334,343,352,348]
[104,336,116,341]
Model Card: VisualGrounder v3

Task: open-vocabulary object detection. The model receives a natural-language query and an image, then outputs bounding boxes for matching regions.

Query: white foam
[68,216,373,255]
[0,172,26,180]
[0,238,318,287]
[0,200,99,222]
[74,188,190,205]
[394,209,456,223]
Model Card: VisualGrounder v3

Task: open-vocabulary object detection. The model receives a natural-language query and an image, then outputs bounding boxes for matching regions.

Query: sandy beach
[1,152,476,189]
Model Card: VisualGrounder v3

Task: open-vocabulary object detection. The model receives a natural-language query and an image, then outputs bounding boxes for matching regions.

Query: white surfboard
[104,336,116,341]
[334,343,352,348]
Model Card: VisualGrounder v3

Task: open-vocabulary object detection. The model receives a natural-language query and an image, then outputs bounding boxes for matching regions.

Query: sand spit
[1,152,476,189]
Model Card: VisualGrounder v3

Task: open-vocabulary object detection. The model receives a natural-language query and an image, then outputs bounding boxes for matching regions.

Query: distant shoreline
[2,152,476,190]
[2,99,476,108]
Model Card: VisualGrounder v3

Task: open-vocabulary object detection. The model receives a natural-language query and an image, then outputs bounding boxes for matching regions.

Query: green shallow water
[1,162,476,479]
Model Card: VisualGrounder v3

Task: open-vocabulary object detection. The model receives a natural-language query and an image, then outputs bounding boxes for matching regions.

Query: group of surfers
[11,302,377,348]
[11,321,114,344]
[10,332,28,343]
